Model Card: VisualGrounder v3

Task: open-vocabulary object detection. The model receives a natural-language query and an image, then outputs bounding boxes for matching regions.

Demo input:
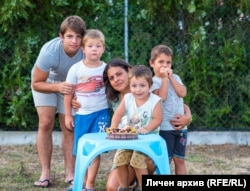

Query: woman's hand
[170,114,191,130]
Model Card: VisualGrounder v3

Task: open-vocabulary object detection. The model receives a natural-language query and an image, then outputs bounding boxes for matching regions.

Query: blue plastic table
[73,132,170,191]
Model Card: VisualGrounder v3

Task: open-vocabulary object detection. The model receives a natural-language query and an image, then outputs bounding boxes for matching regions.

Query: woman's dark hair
[103,58,132,102]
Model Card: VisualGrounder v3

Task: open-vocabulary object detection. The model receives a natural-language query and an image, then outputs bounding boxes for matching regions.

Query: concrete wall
[0,131,249,146]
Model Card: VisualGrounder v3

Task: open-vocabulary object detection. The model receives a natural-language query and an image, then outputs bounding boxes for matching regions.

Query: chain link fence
[0,1,249,130]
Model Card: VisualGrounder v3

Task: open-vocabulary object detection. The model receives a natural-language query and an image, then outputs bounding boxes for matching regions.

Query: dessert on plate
[106,126,138,140]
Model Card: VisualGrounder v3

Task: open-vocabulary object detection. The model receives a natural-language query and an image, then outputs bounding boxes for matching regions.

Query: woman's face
[107,66,130,93]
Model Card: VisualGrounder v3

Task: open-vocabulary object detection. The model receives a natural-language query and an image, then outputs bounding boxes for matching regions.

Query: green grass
[186,154,207,163]
[1,144,249,190]
[0,145,107,191]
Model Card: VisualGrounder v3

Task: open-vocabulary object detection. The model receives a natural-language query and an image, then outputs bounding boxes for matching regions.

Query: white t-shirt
[66,61,108,115]
[124,92,161,134]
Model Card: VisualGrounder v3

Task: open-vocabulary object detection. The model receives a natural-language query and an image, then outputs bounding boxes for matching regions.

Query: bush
[0,0,249,131]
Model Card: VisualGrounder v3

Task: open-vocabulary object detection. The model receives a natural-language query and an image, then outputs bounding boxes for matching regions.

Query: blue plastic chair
[73,132,170,191]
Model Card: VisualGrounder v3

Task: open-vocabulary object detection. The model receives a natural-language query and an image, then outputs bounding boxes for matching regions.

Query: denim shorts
[160,129,187,159]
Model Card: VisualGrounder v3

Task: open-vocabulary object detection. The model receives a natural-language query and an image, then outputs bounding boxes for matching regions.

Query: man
[31,15,86,187]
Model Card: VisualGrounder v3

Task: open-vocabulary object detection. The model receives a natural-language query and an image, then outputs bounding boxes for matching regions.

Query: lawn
[0,144,249,191]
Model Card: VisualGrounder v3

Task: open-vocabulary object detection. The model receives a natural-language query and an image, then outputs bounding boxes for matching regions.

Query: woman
[103,58,192,191]
[73,58,192,190]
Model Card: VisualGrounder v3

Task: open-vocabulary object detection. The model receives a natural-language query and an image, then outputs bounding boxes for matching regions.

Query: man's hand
[58,82,74,94]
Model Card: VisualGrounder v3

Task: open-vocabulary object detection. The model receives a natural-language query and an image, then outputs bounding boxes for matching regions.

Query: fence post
[124,0,128,62]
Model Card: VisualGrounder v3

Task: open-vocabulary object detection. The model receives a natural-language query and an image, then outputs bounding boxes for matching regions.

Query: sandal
[129,179,137,190]
[66,187,73,191]
[134,188,142,191]
[34,179,51,188]
[66,179,74,185]
[66,186,86,191]
[117,186,130,191]
[65,179,73,191]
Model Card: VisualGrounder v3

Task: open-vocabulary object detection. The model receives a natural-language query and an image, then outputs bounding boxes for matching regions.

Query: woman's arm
[170,104,192,130]
[110,99,126,129]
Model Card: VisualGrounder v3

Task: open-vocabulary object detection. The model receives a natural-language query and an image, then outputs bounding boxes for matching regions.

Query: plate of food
[106,126,138,140]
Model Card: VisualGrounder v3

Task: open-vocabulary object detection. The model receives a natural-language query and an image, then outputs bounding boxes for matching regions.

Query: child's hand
[159,67,168,78]
[119,126,128,132]
[72,95,81,112]
[166,68,173,77]
[65,115,74,131]
[137,127,149,134]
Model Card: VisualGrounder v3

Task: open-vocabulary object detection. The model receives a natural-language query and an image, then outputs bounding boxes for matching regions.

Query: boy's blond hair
[82,29,105,47]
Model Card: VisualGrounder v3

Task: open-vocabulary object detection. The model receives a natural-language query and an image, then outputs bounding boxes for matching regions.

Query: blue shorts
[159,129,187,159]
[73,108,110,156]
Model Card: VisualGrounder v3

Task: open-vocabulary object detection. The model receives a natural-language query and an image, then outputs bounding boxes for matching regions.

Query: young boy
[110,65,162,191]
[149,44,188,175]
[64,29,110,191]
[31,15,86,187]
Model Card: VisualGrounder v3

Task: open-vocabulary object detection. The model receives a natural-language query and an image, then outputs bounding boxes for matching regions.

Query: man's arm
[32,66,73,94]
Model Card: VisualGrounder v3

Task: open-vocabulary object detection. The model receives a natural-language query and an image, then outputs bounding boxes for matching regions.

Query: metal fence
[0,1,249,130]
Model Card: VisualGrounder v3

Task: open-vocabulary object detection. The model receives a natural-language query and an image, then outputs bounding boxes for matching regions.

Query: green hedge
[0,0,249,130]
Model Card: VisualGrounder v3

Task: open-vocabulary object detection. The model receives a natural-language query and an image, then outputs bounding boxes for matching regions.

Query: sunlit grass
[0,144,249,190]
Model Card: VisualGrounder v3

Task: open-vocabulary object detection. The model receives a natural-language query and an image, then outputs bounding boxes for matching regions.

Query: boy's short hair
[60,15,86,37]
[82,29,105,47]
[150,44,173,62]
[129,65,153,87]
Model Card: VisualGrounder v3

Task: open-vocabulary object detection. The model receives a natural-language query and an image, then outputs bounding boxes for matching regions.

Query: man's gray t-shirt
[32,37,84,82]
